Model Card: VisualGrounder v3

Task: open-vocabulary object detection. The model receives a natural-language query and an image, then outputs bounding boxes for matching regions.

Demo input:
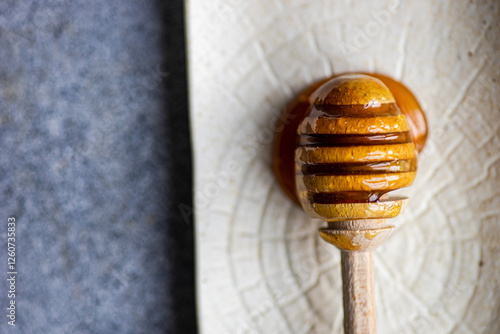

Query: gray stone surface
[0,1,196,333]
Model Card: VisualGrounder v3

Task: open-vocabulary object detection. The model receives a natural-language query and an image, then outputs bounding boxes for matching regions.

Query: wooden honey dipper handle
[320,220,394,334]
[341,251,376,334]
[272,73,426,333]
[296,75,416,334]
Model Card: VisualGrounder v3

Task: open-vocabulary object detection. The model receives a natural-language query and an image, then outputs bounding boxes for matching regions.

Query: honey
[272,73,428,207]
[270,73,428,333]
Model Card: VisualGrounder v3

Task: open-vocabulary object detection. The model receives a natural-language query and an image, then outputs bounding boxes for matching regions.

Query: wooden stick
[341,251,376,334]
[319,223,393,334]
[279,75,422,333]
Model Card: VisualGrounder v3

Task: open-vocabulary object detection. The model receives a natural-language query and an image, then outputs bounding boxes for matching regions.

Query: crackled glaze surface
[187,1,500,333]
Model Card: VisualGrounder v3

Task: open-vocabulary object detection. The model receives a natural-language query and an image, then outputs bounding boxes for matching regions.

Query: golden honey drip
[294,74,417,221]
[272,73,428,206]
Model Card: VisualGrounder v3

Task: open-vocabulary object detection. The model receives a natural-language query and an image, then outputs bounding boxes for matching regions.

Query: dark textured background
[0,1,197,333]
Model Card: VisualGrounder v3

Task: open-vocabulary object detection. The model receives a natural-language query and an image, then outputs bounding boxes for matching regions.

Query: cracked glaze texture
[187,1,500,333]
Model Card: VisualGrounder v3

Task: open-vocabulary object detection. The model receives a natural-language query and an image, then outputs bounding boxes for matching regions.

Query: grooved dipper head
[295,74,417,223]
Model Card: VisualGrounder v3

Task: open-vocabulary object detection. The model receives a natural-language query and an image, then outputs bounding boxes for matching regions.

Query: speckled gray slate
[0,1,196,333]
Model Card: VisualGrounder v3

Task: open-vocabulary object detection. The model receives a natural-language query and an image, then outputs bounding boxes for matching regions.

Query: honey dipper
[272,74,427,334]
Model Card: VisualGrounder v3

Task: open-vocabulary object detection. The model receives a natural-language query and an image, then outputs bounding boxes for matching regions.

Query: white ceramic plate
[187,1,500,333]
